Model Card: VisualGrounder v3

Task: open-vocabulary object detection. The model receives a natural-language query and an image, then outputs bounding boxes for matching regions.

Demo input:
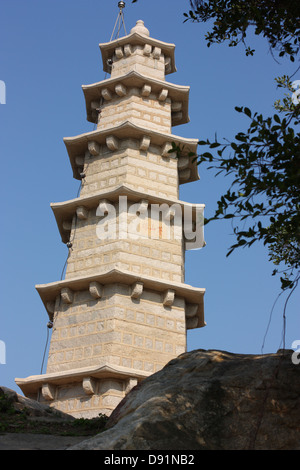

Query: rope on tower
[40,323,51,374]
[110,2,127,41]
[96,3,127,127]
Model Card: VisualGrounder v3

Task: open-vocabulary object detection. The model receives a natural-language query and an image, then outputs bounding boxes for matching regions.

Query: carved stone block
[88,141,101,156]
[140,135,151,151]
[42,383,56,401]
[101,88,112,101]
[91,100,100,110]
[179,168,191,181]
[172,111,183,121]
[62,221,72,231]
[163,289,175,306]
[178,156,190,170]
[131,282,144,299]
[158,89,168,101]
[76,206,88,220]
[115,83,127,97]
[186,317,199,329]
[162,142,173,157]
[124,44,132,57]
[125,377,138,394]
[171,101,182,112]
[89,281,103,299]
[75,156,84,167]
[115,47,124,59]
[83,377,97,395]
[143,44,152,56]
[186,303,198,318]
[61,287,74,304]
[153,47,161,59]
[46,301,55,314]
[106,135,119,150]
[141,84,151,97]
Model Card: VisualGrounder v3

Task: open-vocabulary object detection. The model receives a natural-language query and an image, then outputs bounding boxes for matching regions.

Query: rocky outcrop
[0,386,74,419]
[70,349,300,450]
[0,386,107,450]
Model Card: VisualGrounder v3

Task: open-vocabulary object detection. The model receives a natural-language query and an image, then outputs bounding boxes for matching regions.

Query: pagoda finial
[130,19,150,37]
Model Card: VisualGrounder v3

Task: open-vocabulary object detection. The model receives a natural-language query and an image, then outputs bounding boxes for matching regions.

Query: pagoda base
[15,364,148,418]
[16,270,205,418]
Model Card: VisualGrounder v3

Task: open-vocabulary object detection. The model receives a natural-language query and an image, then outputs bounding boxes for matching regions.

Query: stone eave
[63,121,199,184]
[99,32,176,75]
[35,268,205,329]
[81,70,190,127]
[50,183,205,244]
[15,363,149,398]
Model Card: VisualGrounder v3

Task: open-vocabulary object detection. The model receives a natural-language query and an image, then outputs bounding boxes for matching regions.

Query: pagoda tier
[50,184,204,245]
[36,268,205,330]
[82,70,190,127]
[16,20,206,419]
[64,121,199,185]
[98,20,177,78]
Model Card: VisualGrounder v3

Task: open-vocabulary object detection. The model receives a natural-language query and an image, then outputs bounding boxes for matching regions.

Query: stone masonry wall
[65,213,184,283]
[39,377,127,419]
[79,142,179,200]
[47,284,186,375]
[97,88,171,134]
[110,44,166,81]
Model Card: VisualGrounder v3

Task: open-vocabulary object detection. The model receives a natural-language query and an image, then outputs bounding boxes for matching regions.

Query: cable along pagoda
[16,19,206,418]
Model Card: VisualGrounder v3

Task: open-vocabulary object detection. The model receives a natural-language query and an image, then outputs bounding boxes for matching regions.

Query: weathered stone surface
[69,349,300,450]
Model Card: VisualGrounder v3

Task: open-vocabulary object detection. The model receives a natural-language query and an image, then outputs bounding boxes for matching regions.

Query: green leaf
[202,152,213,159]
[273,114,280,123]
[235,133,247,142]
[280,277,294,289]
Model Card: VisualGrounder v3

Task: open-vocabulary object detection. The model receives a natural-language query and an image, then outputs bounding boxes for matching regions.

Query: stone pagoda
[16,19,206,418]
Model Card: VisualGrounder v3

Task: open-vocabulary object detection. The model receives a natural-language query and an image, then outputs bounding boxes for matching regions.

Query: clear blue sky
[0,0,298,393]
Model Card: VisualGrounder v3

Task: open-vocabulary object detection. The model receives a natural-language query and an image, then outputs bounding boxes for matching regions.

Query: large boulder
[70,349,300,450]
